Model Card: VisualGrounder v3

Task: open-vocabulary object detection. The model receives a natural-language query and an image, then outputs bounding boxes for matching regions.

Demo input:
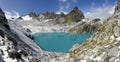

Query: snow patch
[22,15,32,20]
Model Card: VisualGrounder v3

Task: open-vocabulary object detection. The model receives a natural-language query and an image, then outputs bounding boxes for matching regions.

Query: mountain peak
[64,6,84,24]
[73,6,79,11]
[28,12,37,17]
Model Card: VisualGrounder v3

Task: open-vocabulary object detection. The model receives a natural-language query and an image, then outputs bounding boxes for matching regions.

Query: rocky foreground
[68,1,120,62]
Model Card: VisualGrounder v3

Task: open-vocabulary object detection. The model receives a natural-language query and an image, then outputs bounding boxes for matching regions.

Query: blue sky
[0,0,117,19]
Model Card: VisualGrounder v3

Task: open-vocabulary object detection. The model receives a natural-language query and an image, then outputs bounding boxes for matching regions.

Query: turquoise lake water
[33,32,93,53]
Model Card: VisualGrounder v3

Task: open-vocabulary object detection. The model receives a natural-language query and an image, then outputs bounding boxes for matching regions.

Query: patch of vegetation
[112,22,117,28]
[65,15,73,24]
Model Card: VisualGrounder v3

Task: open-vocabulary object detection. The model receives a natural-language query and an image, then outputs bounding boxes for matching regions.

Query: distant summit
[16,6,85,25]
[28,12,37,18]
[73,6,79,11]
[64,6,85,24]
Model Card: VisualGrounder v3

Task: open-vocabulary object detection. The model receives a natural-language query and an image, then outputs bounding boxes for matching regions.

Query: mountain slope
[0,7,44,62]
[67,19,102,34]
[0,7,69,62]
[69,1,120,62]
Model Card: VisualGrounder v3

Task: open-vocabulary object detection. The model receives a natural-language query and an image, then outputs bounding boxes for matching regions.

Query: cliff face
[69,1,120,62]
[0,8,10,30]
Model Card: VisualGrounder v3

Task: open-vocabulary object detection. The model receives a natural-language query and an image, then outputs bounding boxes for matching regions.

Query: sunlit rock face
[64,6,85,24]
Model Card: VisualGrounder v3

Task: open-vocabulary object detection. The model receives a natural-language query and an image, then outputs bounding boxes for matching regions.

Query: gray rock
[108,46,119,57]
[113,26,120,37]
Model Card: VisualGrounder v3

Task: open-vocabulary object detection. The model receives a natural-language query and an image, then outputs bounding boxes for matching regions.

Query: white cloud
[85,5,115,20]
[85,1,116,20]
[4,10,20,19]
[56,11,68,14]
[58,0,78,14]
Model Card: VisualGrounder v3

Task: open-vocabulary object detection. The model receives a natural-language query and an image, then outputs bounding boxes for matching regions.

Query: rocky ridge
[115,0,120,14]
[68,0,120,62]
[68,18,102,34]
[13,6,85,34]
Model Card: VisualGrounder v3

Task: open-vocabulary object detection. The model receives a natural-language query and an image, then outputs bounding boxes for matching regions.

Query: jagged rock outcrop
[43,11,66,24]
[44,11,58,19]
[115,0,120,14]
[64,6,85,24]
[68,1,120,62]
[28,12,38,18]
